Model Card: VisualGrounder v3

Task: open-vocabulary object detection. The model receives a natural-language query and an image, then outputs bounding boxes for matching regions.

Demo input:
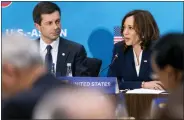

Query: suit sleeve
[74,45,88,76]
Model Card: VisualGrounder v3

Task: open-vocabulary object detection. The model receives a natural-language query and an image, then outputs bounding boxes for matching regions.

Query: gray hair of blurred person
[2,34,45,98]
[33,86,116,119]
[2,35,43,68]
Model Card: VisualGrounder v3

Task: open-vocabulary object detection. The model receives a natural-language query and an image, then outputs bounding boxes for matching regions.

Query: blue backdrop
[2,1,183,76]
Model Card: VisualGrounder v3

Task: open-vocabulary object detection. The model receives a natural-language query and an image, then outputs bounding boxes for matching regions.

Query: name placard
[58,77,119,94]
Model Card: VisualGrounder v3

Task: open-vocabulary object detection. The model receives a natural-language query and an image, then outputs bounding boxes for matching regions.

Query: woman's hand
[142,81,165,90]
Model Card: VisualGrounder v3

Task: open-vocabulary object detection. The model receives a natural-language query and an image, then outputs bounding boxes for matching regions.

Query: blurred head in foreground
[151,33,184,91]
[151,33,184,119]
[2,34,46,99]
[33,86,115,119]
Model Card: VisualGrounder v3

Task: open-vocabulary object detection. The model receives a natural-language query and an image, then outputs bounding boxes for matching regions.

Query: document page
[124,88,167,94]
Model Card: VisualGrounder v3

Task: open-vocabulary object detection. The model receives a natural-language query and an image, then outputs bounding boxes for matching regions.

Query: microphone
[98,53,118,76]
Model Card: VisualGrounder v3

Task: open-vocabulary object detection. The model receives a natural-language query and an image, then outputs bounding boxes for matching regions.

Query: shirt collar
[40,37,60,52]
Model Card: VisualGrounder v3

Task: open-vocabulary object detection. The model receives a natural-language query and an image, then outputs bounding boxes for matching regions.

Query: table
[124,94,169,119]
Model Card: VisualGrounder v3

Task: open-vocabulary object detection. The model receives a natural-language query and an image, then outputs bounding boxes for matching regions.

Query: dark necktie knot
[46,45,52,53]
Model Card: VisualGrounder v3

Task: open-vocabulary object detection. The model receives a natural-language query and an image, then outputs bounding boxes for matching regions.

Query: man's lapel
[56,37,70,76]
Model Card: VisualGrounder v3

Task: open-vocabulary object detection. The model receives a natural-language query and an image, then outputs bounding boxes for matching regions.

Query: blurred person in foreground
[151,33,184,92]
[108,10,164,90]
[33,86,116,119]
[2,34,45,99]
[2,34,69,119]
[150,33,184,119]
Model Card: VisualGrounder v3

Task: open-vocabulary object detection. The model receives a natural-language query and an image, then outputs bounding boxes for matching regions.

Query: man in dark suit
[33,1,88,76]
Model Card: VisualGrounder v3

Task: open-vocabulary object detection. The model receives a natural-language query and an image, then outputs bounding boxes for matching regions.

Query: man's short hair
[33,1,61,25]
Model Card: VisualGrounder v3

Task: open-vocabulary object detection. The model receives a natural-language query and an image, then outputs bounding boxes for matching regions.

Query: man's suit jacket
[2,73,70,119]
[107,41,153,89]
[38,37,88,76]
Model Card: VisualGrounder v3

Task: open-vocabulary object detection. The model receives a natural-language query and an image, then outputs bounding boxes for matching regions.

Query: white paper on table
[125,88,166,94]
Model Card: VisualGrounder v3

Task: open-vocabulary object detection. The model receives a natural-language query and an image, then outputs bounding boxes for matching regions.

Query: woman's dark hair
[152,33,184,70]
[121,10,160,51]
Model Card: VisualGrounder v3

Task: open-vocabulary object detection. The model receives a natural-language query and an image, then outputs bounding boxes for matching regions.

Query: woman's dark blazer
[107,41,153,89]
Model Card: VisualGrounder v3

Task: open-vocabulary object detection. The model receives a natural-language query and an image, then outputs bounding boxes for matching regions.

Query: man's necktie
[45,45,53,73]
